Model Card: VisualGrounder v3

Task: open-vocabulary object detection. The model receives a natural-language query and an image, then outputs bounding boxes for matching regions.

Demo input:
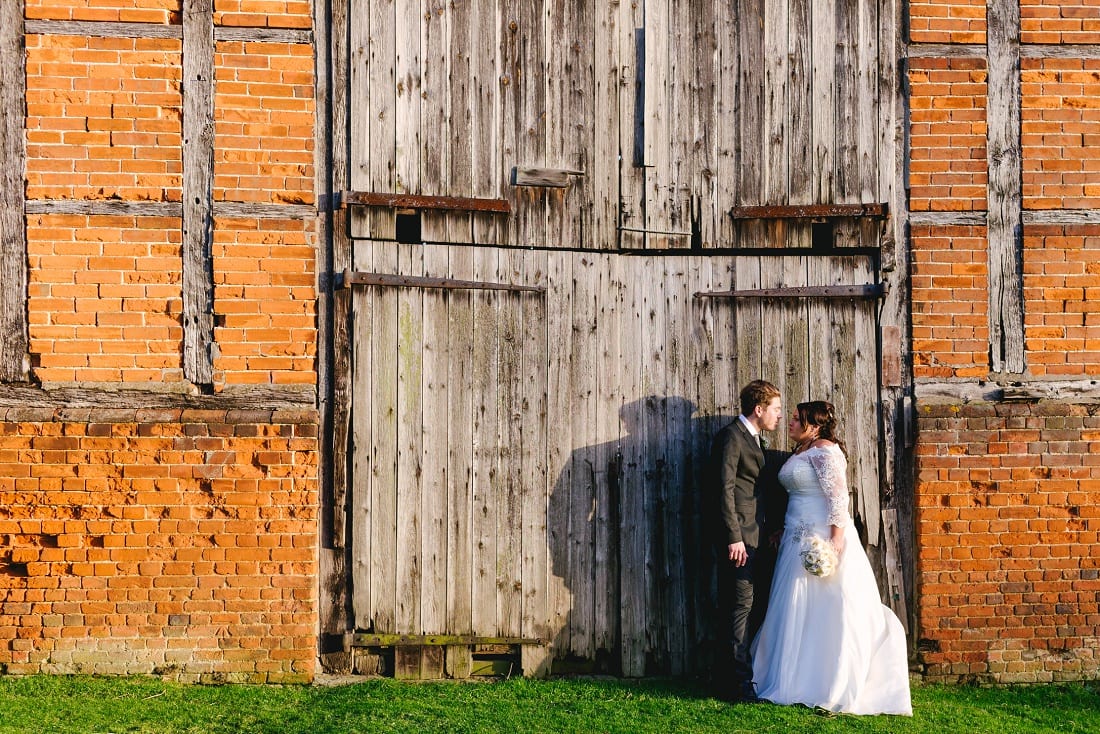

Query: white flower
[800,534,838,578]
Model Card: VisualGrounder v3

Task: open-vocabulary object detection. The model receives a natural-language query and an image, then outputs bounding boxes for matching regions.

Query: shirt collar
[738,414,759,437]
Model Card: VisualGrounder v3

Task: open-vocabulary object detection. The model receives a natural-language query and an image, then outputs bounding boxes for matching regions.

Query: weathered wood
[881,508,909,633]
[446,248,475,638]
[341,191,511,213]
[915,378,1100,403]
[444,645,473,678]
[519,249,551,676]
[715,0,739,246]
[340,269,544,293]
[812,0,837,205]
[181,0,216,387]
[909,211,987,226]
[350,241,376,627]
[1023,209,1100,225]
[214,27,313,44]
[0,384,315,410]
[906,43,987,59]
[694,283,885,299]
[763,0,789,250]
[212,202,316,219]
[512,167,585,188]
[737,0,765,249]
[592,1,620,250]
[0,0,28,383]
[470,0,499,245]
[24,200,183,217]
[495,248,523,638]
[420,242,449,638]
[23,20,183,39]
[987,0,1025,375]
[355,0,397,241]
[395,244,425,635]
[619,10,646,249]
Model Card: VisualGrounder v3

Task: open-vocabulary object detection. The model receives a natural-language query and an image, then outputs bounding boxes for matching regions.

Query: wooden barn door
[347,242,550,678]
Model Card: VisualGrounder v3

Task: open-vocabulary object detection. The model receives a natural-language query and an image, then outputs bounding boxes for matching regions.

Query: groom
[709,379,784,703]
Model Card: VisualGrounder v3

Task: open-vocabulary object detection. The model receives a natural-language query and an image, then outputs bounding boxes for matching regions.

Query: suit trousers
[717,545,757,686]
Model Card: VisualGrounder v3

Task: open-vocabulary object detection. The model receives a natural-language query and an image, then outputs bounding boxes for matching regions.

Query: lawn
[0,675,1097,734]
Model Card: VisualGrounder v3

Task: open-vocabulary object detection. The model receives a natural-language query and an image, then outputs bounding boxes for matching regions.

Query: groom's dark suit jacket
[710,418,766,549]
[709,419,790,550]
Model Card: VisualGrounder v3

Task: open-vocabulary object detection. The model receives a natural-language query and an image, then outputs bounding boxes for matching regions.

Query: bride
[750,401,912,715]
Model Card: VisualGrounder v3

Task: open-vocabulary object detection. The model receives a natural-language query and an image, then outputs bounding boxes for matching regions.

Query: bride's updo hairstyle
[797,400,848,456]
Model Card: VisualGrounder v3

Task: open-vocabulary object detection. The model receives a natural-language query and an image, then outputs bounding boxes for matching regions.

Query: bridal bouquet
[800,535,838,578]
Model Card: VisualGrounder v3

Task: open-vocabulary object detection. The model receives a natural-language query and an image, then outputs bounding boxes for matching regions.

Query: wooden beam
[1023,209,1100,225]
[987,0,1025,374]
[0,384,316,411]
[908,43,1100,61]
[23,20,183,40]
[909,211,986,226]
[182,0,216,388]
[512,167,585,188]
[339,191,511,213]
[693,283,886,299]
[915,378,1100,403]
[214,27,313,44]
[339,270,545,294]
[349,633,542,647]
[0,0,29,383]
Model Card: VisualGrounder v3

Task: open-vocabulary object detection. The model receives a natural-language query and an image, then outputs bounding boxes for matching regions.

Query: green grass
[0,675,1097,734]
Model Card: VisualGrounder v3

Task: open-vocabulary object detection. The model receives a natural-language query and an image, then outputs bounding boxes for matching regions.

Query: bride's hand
[830,528,846,556]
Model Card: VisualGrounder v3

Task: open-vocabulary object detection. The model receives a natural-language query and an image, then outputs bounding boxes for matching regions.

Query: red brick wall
[910,225,990,380]
[915,402,1100,683]
[25,0,180,23]
[0,409,318,682]
[909,3,1100,684]
[908,58,988,212]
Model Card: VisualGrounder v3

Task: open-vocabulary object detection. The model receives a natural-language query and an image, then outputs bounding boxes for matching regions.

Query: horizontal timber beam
[338,191,511,213]
[0,384,316,411]
[914,379,1100,403]
[339,270,544,293]
[349,633,542,647]
[908,43,1100,60]
[24,20,312,44]
[694,283,886,300]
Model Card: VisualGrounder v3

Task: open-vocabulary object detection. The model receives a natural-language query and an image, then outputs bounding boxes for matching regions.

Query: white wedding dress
[750,444,912,715]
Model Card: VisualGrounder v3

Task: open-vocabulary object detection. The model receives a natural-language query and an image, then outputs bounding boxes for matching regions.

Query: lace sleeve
[808,447,850,527]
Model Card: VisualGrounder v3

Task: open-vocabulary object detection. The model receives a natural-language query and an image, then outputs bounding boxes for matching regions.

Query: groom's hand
[728,541,748,567]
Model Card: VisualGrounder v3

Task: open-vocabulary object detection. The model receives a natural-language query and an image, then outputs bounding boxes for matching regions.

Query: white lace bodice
[777,443,851,528]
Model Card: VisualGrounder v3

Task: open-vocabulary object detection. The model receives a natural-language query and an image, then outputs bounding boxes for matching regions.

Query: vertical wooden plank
[352,0,396,239]
[182,0,215,387]
[470,244,499,635]
[447,246,475,636]
[619,1,646,249]
[567,253,597,659]
[691,0,718,249]
[987,0,1025,374]
[520,248,551,676]
[370,244,400,635]
[496,249,523,636]
[733,257,762,390]
[592,2,620,250]
[763,0,789,249]
[420,0,451,243]
[853,292,882,550]
[471,0,499,245]
[351,242,376,630]
[545,249,573,663]
[857,0,880,248]
[396,244,425,635]
[396,0,422,198]
[715,0,739,246]
[759,256,806,433]
[811,0,836,205]
[787,0,813,249]
[448,3,475,243]
[593,252,624,660]
[711,257,737,418]
[804,258,834,419]
[0,0,28,383]
[643,0,673,249]
[662,256,692,674]
[321,0,353,657]
[834,0,860,249]
[618,257,646,676]
[421,244,450,635]
[737,0,765,248]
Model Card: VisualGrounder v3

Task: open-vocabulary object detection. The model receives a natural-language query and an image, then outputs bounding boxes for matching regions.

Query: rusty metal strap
[338,269,544,294]
[693,283,886,300]
[730,203,888,220]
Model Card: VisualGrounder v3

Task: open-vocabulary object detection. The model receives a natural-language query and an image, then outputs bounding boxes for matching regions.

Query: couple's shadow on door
[544,395,736,678]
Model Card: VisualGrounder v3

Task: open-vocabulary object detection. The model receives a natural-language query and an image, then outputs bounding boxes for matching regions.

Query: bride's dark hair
[797,400,847,456]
